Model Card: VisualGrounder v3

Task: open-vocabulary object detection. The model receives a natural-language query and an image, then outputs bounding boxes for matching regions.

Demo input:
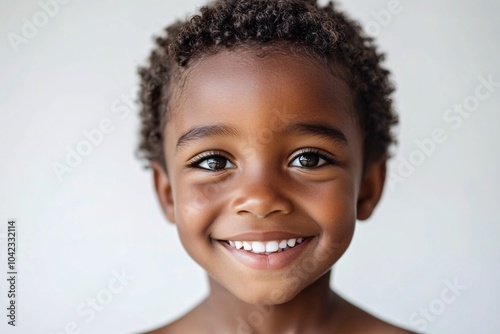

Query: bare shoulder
[142,319,190,334]
[333,295,418,334]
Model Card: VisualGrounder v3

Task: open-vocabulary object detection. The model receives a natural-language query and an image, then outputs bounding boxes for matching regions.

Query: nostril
[232,188,294,218]
[237,207,291,219]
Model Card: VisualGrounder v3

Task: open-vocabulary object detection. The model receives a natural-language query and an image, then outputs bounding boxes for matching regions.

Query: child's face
[153,49,385,304]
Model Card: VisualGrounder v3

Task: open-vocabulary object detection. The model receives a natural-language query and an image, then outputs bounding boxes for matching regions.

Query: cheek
[178,181,224,217]
[173,180,226,252]
[298,175,357,250]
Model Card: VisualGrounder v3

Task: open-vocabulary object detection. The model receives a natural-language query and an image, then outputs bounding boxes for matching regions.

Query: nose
[231,169,293,219]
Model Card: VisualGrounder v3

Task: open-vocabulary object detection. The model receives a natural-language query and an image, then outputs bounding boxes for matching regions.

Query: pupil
[299,154,319,167]
[207,157,226,169]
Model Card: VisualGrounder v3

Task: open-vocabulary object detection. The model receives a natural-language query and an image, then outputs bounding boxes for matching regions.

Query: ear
[152,162,176,224]
[356,159,387,221]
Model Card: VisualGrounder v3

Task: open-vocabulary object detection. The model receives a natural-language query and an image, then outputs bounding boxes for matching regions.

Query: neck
[201,271,339,333]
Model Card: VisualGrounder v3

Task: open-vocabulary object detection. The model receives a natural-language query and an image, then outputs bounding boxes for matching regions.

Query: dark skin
[146,49,415,333]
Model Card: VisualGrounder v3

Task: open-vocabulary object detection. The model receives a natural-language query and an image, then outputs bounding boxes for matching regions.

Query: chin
[228,279,309,306]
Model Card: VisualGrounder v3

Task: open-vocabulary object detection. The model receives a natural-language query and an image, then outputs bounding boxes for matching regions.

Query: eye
[190,152,236,171]
[289,150,335,168]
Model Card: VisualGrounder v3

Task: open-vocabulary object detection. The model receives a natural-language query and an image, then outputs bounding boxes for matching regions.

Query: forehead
[165,48,360,151]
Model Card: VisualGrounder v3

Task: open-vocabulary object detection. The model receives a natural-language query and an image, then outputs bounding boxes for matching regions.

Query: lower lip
[218,238,313,270]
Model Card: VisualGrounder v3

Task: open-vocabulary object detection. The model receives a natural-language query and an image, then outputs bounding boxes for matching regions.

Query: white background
[1,0,499,333]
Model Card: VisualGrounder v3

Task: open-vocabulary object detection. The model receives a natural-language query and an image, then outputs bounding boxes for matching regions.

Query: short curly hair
[137,0,398,170]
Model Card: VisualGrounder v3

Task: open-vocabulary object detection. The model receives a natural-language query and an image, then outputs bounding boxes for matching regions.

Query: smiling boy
[138,0,413,333]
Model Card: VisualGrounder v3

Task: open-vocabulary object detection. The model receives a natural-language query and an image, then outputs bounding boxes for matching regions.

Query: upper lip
[215,231,313,242]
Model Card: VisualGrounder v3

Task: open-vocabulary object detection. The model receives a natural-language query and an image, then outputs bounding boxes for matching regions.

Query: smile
[225,238,305,254]
[218,236,314,270]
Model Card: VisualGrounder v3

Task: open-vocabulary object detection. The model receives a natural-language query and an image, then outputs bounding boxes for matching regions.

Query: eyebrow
[176,124,239,150]
[283,123,348,146]
[176,122,348,150]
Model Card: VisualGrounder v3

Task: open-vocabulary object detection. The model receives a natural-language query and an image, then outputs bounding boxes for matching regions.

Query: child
[137,0,414,332]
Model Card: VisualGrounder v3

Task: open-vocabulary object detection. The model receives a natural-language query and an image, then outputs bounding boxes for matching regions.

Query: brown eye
[207,157,228,170]
[196,155,235,171]
[290,150,333,168]
[298,154,320,167]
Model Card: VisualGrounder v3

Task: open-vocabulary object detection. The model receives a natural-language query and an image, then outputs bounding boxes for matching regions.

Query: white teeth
[225,238,307,254]
[265,241,279,252]
[252,241,266,253]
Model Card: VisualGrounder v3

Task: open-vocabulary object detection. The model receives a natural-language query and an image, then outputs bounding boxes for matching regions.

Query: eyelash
[187,150,233,171]
[289,148,337,168]
[187,148,337,171]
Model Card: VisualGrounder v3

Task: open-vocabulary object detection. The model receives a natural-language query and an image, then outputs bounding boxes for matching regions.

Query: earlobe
[152,162,176,224]
[356,159,387,221]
